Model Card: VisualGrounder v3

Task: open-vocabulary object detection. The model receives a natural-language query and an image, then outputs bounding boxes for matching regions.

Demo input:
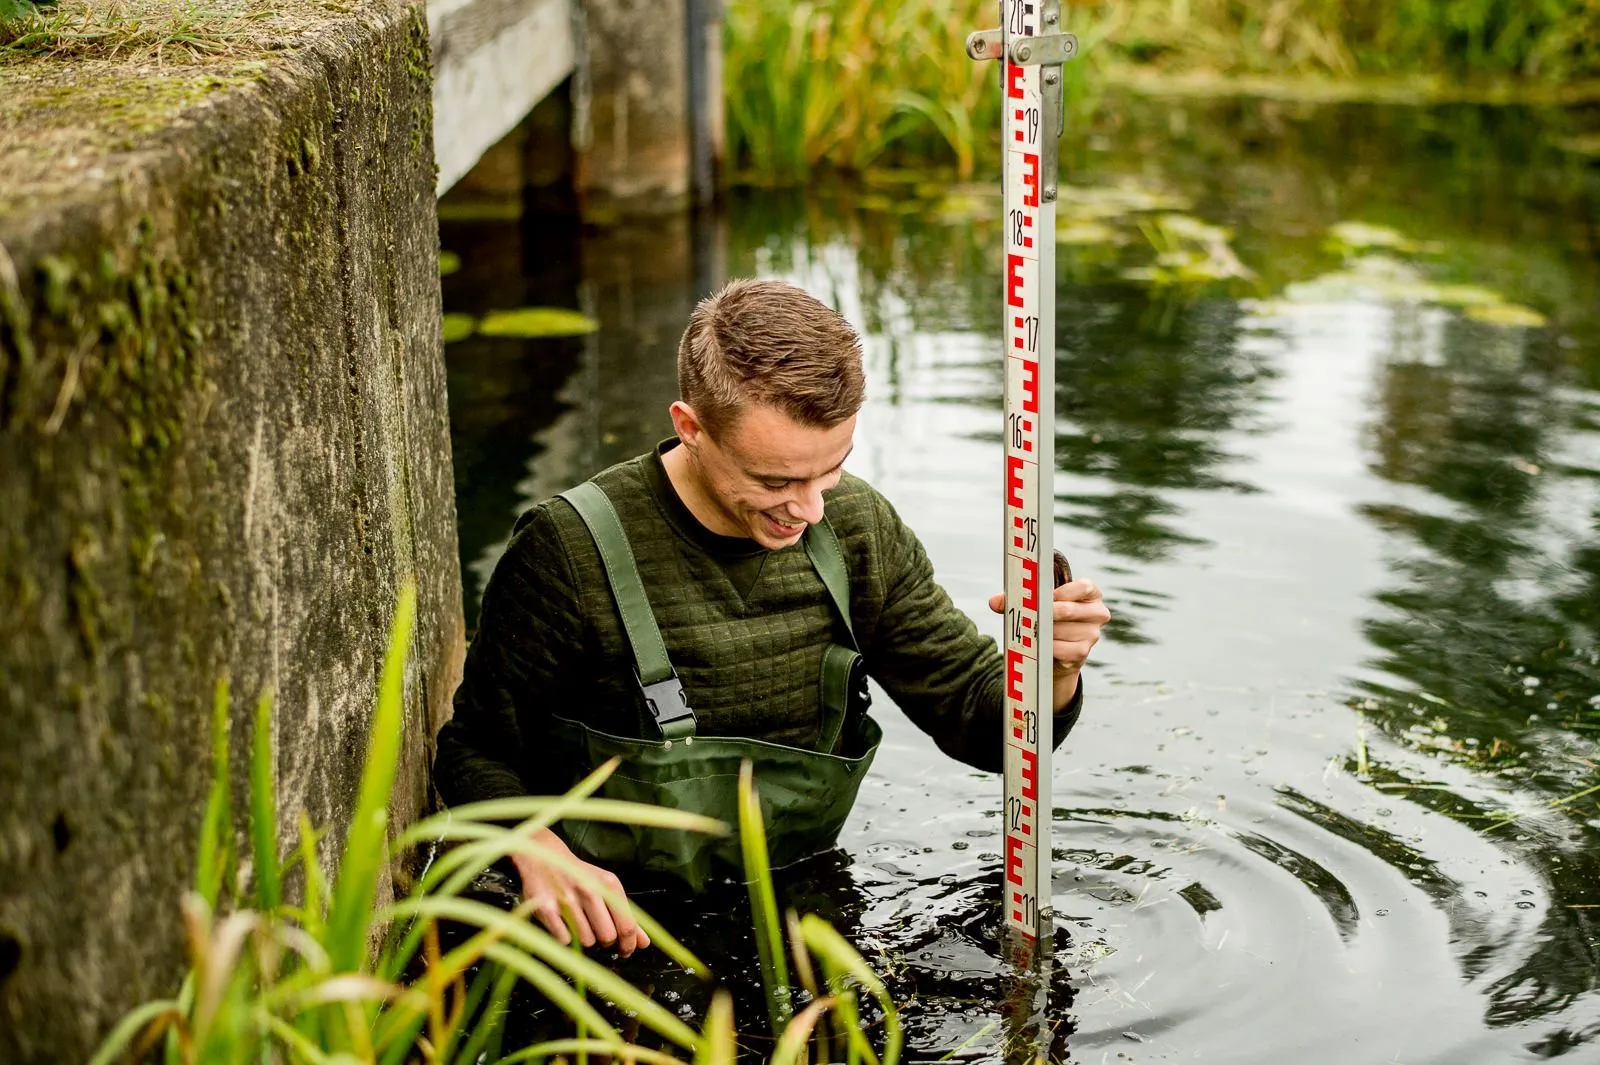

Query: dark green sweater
[433,443,1080,807]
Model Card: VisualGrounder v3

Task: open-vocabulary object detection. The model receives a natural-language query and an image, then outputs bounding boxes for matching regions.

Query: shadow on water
[441,91,1600,1061]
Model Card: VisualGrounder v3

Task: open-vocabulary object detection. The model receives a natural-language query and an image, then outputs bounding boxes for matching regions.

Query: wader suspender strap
[803,519,857,651]
[561,482,697,741]
[560,480,862,748]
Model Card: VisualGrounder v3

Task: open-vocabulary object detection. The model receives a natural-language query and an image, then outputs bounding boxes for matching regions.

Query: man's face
[680,402,856,549]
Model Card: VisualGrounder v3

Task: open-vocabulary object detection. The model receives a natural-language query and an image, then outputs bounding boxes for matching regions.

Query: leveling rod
[965,0,1079,951]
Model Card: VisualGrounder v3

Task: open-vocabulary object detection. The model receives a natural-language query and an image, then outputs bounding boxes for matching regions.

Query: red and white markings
[1000,0,1052,945]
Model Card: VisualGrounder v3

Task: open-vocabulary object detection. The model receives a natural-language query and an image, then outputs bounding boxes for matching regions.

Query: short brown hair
[677,279,865,436]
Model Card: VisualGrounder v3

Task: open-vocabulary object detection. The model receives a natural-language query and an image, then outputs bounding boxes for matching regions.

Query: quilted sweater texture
[433,444,1080,808]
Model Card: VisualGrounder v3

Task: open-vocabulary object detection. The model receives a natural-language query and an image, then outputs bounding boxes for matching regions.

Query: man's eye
[762,481,789,491]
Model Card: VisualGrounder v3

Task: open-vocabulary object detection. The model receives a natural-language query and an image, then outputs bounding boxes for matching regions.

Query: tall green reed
[722,0,1600,183]
[1087,0,1600,81]
[725,0,1042,181]
[92,583,903,1064]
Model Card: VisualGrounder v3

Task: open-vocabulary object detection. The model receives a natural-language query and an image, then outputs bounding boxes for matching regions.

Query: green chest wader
[549,481,882,892]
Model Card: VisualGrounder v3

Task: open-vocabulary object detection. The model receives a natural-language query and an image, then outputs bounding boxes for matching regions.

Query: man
[433,279,1110,959]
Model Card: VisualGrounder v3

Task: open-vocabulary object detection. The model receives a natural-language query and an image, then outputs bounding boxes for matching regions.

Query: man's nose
[791,481,826,525]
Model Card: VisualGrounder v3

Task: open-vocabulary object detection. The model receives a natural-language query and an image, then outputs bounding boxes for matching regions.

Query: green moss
[67,525,104,660]
[404,7,429,82]
[38,256,74,317]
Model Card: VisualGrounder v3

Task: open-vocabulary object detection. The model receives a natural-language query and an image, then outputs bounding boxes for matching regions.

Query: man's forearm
[1053,669,1081,714]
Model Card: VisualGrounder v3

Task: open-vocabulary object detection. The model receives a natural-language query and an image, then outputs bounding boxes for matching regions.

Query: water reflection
[441,92,1600,1061]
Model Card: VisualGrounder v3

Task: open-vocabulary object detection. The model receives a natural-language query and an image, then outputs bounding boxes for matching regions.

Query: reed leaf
[770,998,834,1065]
[693,991,737,1065]
[799,914,902,1065]
[446,962,516,1065]
[85,1000,181,1065]
[479,942,624,1043]
[737,760,791,1033]
[250,687,281,914]
[382,895,701,1050]
[327,582,416,972]
[399,795,728,852]
[195,676,234,908]
[498,1039,687,1065]
[295,811,329,940]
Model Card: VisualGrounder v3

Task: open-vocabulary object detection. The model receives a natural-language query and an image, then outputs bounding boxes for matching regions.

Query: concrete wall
[430,0,577,193]
[0,3,464,1062]
[430,0,701,217]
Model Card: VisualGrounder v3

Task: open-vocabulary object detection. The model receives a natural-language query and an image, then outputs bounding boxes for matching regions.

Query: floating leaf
[441,313,475,344]
[477,308,599,338]
[1326,221,1418,255]
[1059,181,1190,221]
[1555,134,1600,158]
[1426,283,1502,308]
[1467,303,1548,328]
[439,251,461,277]
[1055,220,1122,246]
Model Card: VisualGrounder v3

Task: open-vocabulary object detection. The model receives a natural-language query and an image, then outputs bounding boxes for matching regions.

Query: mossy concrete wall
[0,4,464,1062]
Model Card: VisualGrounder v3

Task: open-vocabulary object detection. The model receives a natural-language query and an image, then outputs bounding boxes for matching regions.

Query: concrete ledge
[0,4,463,1061]
[430,0,576,193]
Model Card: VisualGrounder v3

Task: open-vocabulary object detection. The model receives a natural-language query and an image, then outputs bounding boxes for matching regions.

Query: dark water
[440,95,1600,1062]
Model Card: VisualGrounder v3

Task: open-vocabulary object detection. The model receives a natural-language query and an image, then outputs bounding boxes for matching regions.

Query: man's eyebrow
[750,446,854,483]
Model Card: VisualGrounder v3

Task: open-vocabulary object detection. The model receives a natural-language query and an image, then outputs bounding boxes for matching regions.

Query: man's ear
[669,401,706,447]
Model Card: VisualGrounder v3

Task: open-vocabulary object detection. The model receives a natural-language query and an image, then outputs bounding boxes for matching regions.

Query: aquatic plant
[720,0,1600,181]
[722,0,1106,182]
[1084,0,1600,84]
[90,584,903,1064]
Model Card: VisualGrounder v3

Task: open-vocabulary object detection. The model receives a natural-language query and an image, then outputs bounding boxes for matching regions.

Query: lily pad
[1325,222,1418,255]
[933,187,999,224]
[441,313,475,344]
[1555,134,1600,158]
[1466,303,1548,328]
[1056,220,1123,246]
[439,251,461,277]
[1059,181,1190,221]
[477,307,600,338]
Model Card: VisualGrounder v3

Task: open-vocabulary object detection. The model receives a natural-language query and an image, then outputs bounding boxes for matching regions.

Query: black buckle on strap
[640,675,693,727]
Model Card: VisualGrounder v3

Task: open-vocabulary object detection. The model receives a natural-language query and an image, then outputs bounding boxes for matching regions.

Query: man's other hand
[988,578,1110,711]
[509,828,651,957]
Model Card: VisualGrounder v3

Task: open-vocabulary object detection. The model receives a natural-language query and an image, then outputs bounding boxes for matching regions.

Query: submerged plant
[91,584,902,1064]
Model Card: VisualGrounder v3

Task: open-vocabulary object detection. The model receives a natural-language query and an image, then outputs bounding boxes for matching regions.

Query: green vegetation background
[724,0,1600,181]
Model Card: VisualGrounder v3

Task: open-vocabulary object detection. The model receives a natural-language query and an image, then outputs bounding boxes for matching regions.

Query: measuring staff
[968,0,1082,954]
[432,279,1110,957]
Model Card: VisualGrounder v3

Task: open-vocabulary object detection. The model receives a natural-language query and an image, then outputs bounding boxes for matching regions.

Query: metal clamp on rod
[964,1,1079,204]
